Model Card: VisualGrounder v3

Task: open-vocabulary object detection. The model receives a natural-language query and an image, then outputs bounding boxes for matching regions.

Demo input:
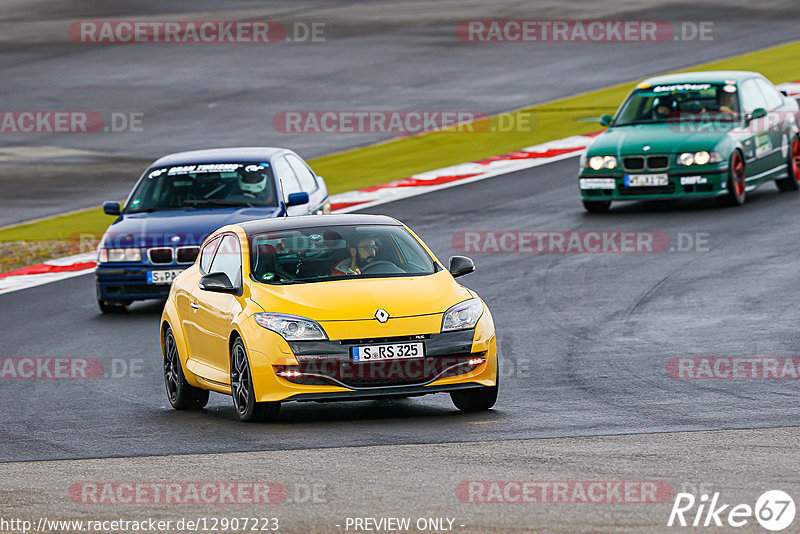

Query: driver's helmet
[653,96,674,118]
[239,164,269,194]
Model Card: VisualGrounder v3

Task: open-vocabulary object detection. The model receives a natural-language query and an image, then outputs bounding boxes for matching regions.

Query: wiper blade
[183,199,254,208]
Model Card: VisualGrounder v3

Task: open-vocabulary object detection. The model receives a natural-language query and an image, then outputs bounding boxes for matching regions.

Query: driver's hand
[349,248,361,275]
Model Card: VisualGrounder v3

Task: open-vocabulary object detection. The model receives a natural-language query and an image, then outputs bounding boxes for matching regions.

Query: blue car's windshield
[249,225,438,284]
[125,162,278,213]
[614,83,740,126]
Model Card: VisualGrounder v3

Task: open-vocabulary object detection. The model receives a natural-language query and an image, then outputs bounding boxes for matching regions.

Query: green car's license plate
[625,173,669,187]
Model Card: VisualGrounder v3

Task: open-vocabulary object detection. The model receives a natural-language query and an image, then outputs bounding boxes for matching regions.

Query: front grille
[148,248,173,265]
[619,184,676,196]
[176,246,200,264]
[623,156,645,171]
[104,284,171,296]
[275,353,483,389]
[646,155,669,170]
[623,155,670,171]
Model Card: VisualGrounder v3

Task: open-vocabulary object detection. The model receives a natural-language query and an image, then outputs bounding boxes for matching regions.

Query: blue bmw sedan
[95,147,329,313]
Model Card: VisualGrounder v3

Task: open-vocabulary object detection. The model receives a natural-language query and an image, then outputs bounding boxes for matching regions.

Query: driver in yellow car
[332,236,378,275]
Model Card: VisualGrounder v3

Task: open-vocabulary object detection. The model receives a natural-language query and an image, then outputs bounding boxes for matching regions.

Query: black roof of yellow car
[238,214,402,234]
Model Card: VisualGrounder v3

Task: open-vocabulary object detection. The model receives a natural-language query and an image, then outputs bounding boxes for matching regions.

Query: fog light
[468,358,486,366]
[277,370,303,378]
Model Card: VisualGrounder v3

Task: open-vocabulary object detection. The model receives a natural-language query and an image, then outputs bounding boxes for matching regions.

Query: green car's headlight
[588,155,618,170]
[442,298,484,332]
[677,151,722,166]
[254,313,327,341]
[98,248,141,263]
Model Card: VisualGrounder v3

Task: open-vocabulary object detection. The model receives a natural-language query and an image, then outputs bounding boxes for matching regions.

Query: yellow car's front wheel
[231,338,281,422]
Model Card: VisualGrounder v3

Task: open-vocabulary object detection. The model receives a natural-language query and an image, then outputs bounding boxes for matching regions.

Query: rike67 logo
[668,490,795,531]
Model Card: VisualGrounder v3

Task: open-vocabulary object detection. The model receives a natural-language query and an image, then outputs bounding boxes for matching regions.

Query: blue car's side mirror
[103,201,121,216]
[599,114,614,127]
[286,192,309,207]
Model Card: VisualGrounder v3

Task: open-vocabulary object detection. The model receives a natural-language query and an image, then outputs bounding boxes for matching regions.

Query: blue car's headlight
[442,298,484,332]
[98,248,141,263]
[254,313,327,341]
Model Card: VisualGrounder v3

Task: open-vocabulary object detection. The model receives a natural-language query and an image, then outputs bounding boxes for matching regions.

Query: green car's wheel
[722,150,746,206]
[163,327,209,410]
[776,135,800,192]
[582,200,611,213]
[230,338,280,422]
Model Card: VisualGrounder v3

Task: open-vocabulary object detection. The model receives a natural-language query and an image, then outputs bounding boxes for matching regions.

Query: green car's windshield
[249,225,438,284]
[125,162,278,213]
[614,83,740,126]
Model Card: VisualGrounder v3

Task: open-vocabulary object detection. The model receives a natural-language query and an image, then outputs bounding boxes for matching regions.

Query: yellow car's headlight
[254,313,327,341]
[442,298,484,332]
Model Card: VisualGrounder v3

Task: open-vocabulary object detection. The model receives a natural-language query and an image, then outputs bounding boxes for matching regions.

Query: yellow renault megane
[161,214,497,422]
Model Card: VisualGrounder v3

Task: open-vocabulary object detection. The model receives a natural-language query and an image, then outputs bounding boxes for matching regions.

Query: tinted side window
[272,156,302,200]
[199,236,221,274]
[755,78,783,110]
[209,234,242,287]
[285,154,318,192]
[739,79,768,113]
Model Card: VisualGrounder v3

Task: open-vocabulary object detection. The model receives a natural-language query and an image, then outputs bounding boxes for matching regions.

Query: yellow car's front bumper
[244,310,497,403]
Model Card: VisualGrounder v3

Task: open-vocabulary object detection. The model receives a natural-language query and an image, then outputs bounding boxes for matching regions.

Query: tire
[776,135,800,192]
[230,337,280,422]
[98,299,131,314]
[721,150,746,206]
[582,200,611,213]
[450,370,499,412]
[163,327,209,410]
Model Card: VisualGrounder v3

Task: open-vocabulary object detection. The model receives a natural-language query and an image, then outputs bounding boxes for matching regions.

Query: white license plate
[146,269,183,285]
[625,173,669,187]
[352,342,424,362]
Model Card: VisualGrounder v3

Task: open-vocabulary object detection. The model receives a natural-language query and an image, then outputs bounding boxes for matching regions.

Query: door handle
[190,302,199,310]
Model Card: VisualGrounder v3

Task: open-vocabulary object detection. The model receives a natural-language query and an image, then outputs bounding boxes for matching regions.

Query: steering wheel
[360,260,404,274]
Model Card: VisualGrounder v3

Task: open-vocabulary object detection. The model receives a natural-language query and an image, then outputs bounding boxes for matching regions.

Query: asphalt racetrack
[2,155,799,462]
[3,1,800,531]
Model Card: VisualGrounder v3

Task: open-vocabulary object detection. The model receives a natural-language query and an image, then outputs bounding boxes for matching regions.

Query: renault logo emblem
[375,309,389,323]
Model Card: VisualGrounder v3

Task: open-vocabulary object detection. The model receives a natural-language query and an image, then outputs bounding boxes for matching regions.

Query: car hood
[102,207,280,248]
[589,124,728,155]
[249,270,474,322]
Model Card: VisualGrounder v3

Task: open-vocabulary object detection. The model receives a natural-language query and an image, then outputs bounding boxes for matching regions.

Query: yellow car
[161,214,498,422]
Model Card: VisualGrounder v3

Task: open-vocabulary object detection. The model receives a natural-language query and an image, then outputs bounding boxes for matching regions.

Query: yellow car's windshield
[248,224,437,284]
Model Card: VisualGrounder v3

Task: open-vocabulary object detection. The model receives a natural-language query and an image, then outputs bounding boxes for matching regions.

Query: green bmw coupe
[579,71,800,212]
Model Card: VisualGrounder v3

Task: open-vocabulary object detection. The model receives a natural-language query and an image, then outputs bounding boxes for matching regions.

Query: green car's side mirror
[747,108,767,123]
[599,114,614,127]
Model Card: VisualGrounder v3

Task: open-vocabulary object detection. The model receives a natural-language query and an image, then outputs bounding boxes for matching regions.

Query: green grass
[3,39,800,242]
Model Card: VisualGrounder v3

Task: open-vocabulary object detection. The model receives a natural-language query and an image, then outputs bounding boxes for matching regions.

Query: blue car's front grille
[148,248,173,264]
